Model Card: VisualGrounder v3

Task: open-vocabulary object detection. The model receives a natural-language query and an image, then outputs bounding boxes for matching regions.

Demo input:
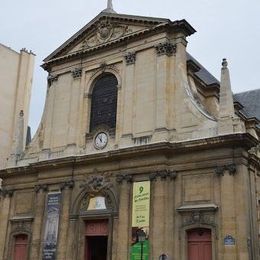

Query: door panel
[187,229,212,260]
[13,235,28,260]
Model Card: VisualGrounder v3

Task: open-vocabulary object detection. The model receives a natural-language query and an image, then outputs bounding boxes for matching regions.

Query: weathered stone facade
[0,7,259,260]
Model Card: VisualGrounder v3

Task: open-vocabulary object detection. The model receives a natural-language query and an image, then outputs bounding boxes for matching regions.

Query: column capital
[149,170,177,181]
[47,74,58,87]
[0,188,14,198]
[71,68,82,79]
[60,180,75,191]
[124,52,136,65]
[116,174,133,184]
[215,164,237,176]
[155,41,176,56]
[34,184,48,193]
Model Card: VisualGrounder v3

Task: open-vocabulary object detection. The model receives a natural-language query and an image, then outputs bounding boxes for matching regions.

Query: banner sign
[42,192,61,260]
[131,181,150,260]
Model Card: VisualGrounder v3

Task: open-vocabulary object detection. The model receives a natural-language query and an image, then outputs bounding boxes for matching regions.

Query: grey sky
[1,0,259,135]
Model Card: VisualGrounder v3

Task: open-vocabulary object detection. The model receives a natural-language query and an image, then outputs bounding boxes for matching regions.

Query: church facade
[0,5,260,260]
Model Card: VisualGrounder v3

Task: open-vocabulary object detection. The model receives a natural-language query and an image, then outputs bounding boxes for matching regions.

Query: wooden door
[13,234,28,260]
[187,229,212,260]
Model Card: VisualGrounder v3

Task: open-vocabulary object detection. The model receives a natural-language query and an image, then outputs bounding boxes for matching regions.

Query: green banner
[131,181,150,260]
[131,240,149,260]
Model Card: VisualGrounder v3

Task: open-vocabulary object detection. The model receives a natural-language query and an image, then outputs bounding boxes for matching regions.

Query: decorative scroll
[42,192,61,260]
[131,181,150,260]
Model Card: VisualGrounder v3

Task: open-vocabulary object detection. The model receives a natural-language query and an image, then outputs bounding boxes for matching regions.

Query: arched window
[13,234,28,260]
[90,73,118,132]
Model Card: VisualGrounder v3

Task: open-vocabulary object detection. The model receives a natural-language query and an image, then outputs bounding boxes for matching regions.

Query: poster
[131,181,150,260]
[42,192,61,260]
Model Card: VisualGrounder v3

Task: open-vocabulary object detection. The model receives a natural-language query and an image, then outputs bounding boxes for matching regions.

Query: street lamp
[136,229,146,260]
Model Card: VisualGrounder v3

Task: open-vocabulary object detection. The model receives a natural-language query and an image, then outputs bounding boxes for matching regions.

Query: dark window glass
[90,74,118,132]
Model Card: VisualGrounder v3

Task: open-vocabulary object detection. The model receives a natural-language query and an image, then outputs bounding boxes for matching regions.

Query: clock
[94,132,108,149]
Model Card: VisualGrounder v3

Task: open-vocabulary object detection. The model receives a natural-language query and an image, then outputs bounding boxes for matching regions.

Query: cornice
[0,133,257,177]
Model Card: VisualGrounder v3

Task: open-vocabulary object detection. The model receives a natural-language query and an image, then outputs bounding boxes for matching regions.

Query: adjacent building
[0,5,259,260]
[0,43,34,169]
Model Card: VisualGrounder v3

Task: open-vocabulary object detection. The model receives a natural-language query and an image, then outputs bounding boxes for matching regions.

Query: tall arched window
[90,73,118,132]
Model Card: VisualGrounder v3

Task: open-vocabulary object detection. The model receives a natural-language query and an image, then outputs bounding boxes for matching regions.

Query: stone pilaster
[216,164,237,260]
[57,181,74,260]
[66,217,78,260]
[149,170,177,258]
[234,164,252,260]
[0,189,14,259]
[122,53,135,141]
[154,47,170,140]
[116,174,132,260]
[164,171,177,258]
[30,184,48,259]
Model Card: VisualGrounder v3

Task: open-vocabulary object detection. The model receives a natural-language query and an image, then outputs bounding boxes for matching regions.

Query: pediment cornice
[42,11,196,71]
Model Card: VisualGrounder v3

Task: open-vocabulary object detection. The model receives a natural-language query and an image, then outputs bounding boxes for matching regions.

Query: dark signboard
[42,193,61,260]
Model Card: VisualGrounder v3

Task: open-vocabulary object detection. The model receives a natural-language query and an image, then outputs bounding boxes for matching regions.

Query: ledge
[177,203,218,212]
[10,215,34,222]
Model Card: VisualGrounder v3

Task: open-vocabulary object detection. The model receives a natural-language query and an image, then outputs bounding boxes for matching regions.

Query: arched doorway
[13,234,28,260]
[187,228,212,260]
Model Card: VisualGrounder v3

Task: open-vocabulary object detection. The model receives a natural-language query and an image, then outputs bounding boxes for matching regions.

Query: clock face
[94,132,108,149]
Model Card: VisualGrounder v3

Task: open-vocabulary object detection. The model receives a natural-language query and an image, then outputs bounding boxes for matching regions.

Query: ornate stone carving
[80,175,112,194]
[149,170,177,181]
[60,180,75,191]
[34,184,48,193]
[125,52,136,65]
[182,211,215,227]
[155,42,176,56]
[0,188,14,198]
[90,62,119,80]
[82,20,133,48]
[71,68,82,79]
[215,164,237,176]
[11,220,32,234]
[116,174,133,184]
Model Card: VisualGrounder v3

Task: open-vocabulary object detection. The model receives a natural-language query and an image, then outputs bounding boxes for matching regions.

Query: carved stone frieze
[116,174,133,184]
[215,164,237,176]
[71,68,82,79]
[182,211,215,227]
[82,20,133,49]
[149,170,177,181]
[155,42,177,56]
[125,52,136,65]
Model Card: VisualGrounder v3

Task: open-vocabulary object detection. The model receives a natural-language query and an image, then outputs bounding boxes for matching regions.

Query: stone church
[0,2,260,260]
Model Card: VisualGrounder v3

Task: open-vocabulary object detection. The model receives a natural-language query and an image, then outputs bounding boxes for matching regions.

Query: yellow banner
[132,181,150,227]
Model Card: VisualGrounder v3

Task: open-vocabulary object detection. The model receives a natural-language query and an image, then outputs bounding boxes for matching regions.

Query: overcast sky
[1,0,259,135]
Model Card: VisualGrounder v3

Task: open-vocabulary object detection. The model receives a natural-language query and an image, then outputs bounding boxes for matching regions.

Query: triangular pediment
[44,11,170,63]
